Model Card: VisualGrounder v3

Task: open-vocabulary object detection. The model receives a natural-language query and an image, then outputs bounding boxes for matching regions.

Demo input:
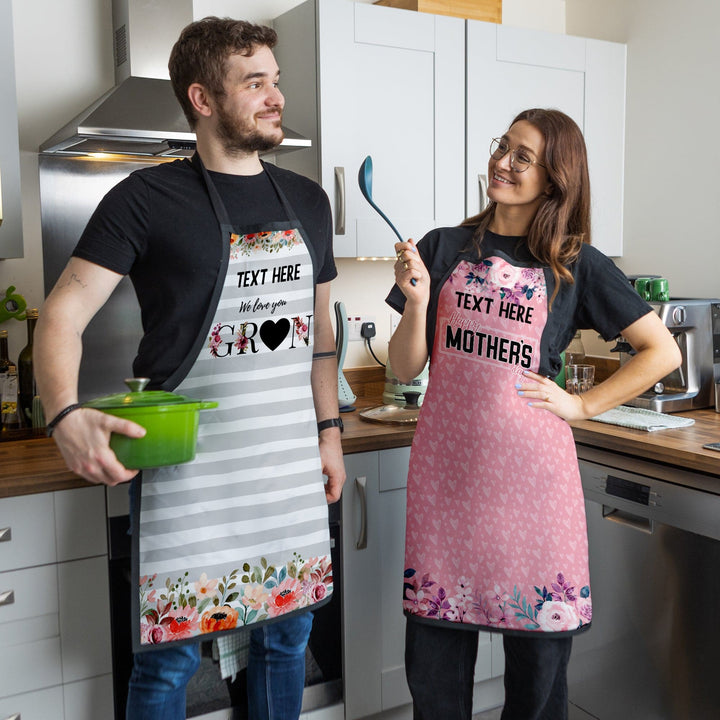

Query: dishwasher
[567,450,720,720]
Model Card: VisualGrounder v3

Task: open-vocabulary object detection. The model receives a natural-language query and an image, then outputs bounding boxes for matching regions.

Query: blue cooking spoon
[358,155,416,285]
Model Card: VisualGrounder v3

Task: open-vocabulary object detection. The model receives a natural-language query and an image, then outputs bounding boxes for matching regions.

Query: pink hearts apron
[403,256,591,635]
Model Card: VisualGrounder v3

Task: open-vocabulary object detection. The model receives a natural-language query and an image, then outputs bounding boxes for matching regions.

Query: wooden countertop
[3,396,720,499]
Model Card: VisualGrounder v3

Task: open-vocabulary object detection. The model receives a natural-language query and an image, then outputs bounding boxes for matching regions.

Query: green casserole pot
[83,378,218,469]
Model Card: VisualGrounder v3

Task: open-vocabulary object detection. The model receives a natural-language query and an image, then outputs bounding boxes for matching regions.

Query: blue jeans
[126,612,313,720]
[405,618,573,720]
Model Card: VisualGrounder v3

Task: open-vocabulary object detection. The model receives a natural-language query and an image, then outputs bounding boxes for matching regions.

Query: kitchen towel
[590,405,695,432]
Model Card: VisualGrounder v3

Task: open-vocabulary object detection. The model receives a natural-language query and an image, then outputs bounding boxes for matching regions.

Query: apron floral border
[139,553,333,646]
[403,568,591,633]
[229,229,301,259]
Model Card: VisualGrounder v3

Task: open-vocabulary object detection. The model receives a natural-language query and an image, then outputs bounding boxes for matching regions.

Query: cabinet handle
[334,166,346,235]
[0,527,11,543]
[355,476,367,550]
[0,590,15,607]
[2,713,21,720]
[478,173,488,212]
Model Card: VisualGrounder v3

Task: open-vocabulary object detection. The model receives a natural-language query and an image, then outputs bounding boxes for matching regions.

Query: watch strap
[317,417,343,434]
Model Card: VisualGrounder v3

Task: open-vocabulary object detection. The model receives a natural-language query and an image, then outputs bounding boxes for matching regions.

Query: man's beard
[215,102,284,154]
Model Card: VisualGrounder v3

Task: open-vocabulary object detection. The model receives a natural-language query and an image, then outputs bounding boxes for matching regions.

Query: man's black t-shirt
[73,158,336,386]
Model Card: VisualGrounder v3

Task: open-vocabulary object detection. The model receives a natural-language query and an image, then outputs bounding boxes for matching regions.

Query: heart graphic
[260,318,290,351]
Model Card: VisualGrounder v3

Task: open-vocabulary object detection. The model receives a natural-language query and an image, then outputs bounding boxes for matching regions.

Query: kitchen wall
[566,0,720,356]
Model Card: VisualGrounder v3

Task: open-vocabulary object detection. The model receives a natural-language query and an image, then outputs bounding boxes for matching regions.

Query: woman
[387,108,680,720]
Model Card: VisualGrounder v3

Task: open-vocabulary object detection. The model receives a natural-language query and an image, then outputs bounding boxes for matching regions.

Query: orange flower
[200,605,239,633]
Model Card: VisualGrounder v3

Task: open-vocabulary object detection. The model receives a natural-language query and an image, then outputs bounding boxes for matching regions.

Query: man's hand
[318,429,346,503]
[51,407,146,486]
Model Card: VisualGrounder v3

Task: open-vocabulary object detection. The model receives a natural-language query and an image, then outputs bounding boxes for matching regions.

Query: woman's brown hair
[460,108,591,307]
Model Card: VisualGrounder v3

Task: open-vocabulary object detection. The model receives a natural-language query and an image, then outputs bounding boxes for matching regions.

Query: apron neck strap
[191,153,296,227]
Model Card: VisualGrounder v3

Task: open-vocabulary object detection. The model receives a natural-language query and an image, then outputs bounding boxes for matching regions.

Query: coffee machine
[614,299,720,412]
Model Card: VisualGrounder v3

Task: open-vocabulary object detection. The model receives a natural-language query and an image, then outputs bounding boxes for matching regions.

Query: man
[34,17,345,720]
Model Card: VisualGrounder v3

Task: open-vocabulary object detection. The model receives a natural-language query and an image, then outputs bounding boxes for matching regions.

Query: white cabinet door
[54,486,107,562]
[275,0,465,258]
[0,493,57,573]
[466,21,626,256]
[341,451,382,719]
[0,686,65,720]
[63,674,114,720]
[58,556,112,683]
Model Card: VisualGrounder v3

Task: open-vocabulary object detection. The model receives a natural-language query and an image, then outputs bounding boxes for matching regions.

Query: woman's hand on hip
[516,370,591,422]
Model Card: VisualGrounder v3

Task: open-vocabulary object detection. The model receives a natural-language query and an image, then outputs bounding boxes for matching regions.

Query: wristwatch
[317,417,344,434]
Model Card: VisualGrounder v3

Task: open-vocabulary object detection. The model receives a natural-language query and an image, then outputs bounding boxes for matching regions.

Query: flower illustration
[292,316,309,345]
[196,572,218,600]
[241,584,270,610]
[141,620,166,645]
[268,578,301,617]
[200,605,239,633]
[166,607,200,640]
[536,601,580,632]
[209,323,224,357]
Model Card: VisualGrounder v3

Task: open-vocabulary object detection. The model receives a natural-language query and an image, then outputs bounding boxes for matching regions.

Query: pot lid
[83,378,200,409]
[359,391,422,425]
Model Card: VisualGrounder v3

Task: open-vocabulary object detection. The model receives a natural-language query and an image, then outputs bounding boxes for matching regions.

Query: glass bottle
[1,365,19,431]
[0,329,9,380]
[17,308,38,428]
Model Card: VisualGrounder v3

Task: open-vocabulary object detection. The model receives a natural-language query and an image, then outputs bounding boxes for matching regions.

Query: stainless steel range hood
[40,0,310,158]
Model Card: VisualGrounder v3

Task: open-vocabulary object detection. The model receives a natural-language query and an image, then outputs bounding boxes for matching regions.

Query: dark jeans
[405,618,573,720]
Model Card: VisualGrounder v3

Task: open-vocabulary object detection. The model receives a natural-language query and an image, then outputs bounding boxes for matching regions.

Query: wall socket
[347,315,376,341]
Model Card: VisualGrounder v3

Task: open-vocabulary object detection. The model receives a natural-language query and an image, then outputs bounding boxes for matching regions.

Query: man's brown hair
[169,17,278,129]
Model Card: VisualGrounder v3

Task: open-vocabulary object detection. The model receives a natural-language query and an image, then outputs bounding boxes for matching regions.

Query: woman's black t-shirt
[386,226,651,379]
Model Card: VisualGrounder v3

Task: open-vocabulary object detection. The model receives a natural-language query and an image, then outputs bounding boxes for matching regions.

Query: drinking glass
[566,364,595,394]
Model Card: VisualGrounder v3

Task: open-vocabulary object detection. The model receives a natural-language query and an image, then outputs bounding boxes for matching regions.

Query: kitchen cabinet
[0,0,24,258]
[0,486,113,720]
[274,0,466,258]
[342,448,503,719]
[466,21,626,256]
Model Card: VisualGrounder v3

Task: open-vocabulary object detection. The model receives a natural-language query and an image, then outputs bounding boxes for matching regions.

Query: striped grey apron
[131,157,333,652]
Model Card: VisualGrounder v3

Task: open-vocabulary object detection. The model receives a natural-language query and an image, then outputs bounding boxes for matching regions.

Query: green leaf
[226,592,239,603]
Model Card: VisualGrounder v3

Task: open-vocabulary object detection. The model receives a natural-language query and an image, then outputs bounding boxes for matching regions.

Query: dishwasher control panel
[579,459,720,541]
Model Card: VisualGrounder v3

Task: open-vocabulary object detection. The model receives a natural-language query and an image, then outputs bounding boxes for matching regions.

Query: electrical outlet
[347,315,375,341]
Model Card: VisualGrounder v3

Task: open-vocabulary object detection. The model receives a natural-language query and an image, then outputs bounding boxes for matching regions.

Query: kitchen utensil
[359,391,421,425]
[358,156,417,286]
[334,301,356,410]
[383,357,428,406]
[83,377,218,468]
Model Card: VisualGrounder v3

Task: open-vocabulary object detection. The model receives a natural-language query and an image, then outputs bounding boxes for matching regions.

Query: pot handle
[198,401,219,410]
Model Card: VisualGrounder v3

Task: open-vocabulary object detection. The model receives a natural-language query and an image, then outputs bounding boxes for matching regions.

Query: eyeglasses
[489,137,546,173]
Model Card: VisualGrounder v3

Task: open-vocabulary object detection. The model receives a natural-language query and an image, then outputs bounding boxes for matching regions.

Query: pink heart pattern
[403,258,591,633]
